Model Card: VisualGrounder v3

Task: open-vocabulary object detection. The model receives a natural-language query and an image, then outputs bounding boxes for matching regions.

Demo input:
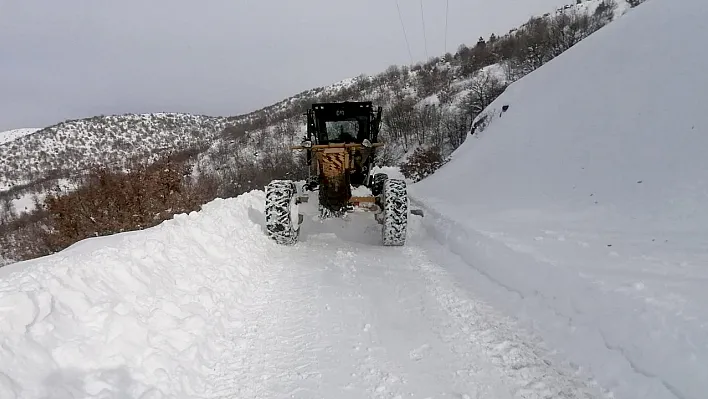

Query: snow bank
[413,1,708,398]
[0,191,270,399]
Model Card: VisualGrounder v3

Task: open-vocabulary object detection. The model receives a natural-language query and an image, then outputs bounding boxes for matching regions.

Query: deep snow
[412,1,708,398]
[0,0,704,398]
[0,196,267,398]
[0,189,607,398]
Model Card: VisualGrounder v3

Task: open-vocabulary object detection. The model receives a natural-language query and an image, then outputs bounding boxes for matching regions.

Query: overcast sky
[0,0,571,131]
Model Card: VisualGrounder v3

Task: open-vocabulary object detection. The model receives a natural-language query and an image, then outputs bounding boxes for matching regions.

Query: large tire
[382,179,408,246]
[370,173,388,197]
[265,180,299,245]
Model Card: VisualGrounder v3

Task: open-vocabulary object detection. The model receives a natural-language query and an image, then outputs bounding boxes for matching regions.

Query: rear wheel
[265,180,299,245]
[382,179,408,246]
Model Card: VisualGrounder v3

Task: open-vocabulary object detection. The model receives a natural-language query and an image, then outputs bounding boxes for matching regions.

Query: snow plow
[265,101,420,246]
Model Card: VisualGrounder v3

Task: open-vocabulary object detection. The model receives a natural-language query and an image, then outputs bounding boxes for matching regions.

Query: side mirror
[362,139,372,148]
[301,140,313,148]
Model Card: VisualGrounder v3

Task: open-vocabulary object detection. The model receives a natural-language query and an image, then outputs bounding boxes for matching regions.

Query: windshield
[325,120,359,142]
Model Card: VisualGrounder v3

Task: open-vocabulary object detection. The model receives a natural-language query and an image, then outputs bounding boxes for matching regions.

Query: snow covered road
[0,190,606,399]
[208,199,605,398]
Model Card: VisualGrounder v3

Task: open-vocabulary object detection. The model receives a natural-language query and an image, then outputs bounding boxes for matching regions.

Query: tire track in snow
[206,244,390,398]
[204,203,607,398]
[405,243,609,399]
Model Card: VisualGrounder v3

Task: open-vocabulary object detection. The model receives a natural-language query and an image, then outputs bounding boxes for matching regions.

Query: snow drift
[0,193,269,398]
[413,1,708,398]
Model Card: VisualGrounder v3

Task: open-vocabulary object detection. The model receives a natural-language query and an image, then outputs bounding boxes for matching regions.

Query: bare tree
[383,97,418,151]
[547,11,593,58]
[274,118,298,142]
[417,104,444,148]
[416,65,447,98]
[594,0,618,24]
[463,71,508,118]
[441,110,472,151]
[0,198,16,226]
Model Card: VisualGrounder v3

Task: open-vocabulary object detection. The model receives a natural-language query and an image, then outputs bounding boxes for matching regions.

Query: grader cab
[264,101,411,247]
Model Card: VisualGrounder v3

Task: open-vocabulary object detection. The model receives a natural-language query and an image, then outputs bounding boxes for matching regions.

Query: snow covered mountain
[0,113,229,191]
[0,0,631,196]
[413,0,708,398]
[0,128,40,145]
[195,0,635,188]
[3,0,638,266]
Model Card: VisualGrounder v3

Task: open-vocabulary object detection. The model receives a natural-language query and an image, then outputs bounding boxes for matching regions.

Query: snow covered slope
[413,1,708,398]
[0,128,39,145]
[0,113,228,191]
[0,196,266,398]
[0,188,609,398]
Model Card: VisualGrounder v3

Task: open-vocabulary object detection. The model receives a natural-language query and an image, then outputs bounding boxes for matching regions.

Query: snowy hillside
[196,0,635,183]
[413,0,708,398]
[0,113,229,191]
[0,128,40,145]
[0,0,632,198]
[226,0,631,123]
[4,2,636,268]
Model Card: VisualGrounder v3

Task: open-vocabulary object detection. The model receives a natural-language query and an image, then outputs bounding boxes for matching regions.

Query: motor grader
[264,101,412,246]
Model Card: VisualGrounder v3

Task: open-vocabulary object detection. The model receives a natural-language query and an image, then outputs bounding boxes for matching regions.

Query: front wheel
[382,179,408,246]
[265,180,299,245]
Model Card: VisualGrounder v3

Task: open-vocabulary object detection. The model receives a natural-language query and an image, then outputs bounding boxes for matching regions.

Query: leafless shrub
[400,146,447,182]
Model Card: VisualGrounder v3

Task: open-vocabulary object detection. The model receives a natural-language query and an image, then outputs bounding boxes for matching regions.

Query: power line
[420,0,429,60]
[395,0,414,64]
[444,0,449,54]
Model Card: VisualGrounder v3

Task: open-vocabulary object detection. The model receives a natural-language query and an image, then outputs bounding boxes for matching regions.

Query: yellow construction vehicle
[265,101,412,246]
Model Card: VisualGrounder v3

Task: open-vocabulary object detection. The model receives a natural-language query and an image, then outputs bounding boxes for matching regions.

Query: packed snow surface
[413,1,708,398]
[0,188,609,398]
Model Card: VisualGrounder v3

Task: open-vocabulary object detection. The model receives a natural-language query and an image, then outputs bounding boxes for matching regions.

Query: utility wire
[420,0,429,60]
[395,0,414,64]
[444,0,450,54]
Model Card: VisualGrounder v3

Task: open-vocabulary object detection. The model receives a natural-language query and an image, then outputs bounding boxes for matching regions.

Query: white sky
[0,0,573,131]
